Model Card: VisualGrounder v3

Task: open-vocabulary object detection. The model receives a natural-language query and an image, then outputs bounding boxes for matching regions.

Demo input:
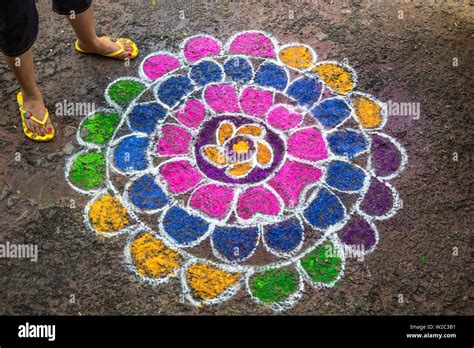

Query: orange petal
[278,45,314,70]
[186,263,241,302]
[217,122,235,144]
[226,162,254,178]
[350,94,384,128]
[313,63,355,95]
[257,142,272,167]
[203,145,227,166]
[236,124,264,137]
[131,232,181,279]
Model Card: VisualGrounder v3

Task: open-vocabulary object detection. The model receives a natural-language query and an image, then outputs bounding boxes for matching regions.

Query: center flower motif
[201,121,273,178]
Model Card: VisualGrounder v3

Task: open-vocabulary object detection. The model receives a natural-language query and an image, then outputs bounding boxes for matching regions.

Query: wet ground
[0,0,472,315]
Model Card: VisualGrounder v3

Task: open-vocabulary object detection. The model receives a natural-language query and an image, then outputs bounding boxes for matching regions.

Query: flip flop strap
[75,37,125,57]
[23,109,49,126]
[104,40,125,57]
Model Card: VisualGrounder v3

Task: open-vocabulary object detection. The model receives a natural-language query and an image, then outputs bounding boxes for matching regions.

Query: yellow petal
[257,142,272,167]
[232,140,250,154]
[236,124,264,137]
[203,145,227,166]
[217,122,235,145]
[186,263,241,301]
[313,63,355,95]
[351,94,384,128]
[131,232,181,279]
[226,162,254,178]
[278,45,314,70]
[88,194,129,233]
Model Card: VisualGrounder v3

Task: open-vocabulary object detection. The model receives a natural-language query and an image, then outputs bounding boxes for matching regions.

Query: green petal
[69,151,106,190]
[108,79,145,107]
[81,112,121,145]
[80,112,120,145]
[249,267,299,303]
[300,242,342,284]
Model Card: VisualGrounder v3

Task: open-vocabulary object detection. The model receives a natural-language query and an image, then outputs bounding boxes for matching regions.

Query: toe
[45,117,54,134]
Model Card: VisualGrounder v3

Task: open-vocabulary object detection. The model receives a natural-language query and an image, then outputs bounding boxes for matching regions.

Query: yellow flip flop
[17,92,55,142]
[75,36,139,60]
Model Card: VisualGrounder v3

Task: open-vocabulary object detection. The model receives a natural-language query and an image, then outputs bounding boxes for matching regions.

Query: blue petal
[129,175,168,209]
[326,160,366,192]
[254,62,288,90]
[264,218,303,253]
[287,77,323,106]
[327,129,368,158]
[224,57,253,84]
[311,98,351,128]
[190,60,223,86]
[212,226,259,262]
[114,136,149,171]
[157,76,194,107]
[163,206,209,245]
[304,188,345,229]
[129,103,166,133]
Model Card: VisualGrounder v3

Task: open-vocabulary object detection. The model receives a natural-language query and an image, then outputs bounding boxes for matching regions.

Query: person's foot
[21,92,53,138]
[78,36,134,60]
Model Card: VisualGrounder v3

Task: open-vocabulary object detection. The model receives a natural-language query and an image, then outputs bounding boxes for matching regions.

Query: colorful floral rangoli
[66,32,407,311]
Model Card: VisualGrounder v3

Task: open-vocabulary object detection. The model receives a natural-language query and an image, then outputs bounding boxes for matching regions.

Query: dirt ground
[0,0,472,315]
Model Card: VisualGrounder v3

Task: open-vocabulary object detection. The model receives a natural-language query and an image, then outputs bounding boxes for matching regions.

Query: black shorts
[0,0,92,57]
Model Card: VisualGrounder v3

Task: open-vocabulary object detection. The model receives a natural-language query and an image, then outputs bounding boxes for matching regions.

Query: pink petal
[142,54,180,80]
[160,160,202,193]
[240,87,273,118]
[288,128,328,162]
[175,99,206,129]
[236,186,281,220]
[157,125,192,156]
[204,84,240,113]
[184,36,221,63]
[228,32,275,57]
[269,160,322,207]
[266,106,302,130]
[189,184,234,220]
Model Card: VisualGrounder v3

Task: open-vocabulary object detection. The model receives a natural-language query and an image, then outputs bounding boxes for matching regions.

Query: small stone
[64,125,77,137]
[316,32,328,41]
[63,142,76,155]
[47,152,64,161]
[80,127,89,139]
[0,185,13,201]
[7,196,18,208]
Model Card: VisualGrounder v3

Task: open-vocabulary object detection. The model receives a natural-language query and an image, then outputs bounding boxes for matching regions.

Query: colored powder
[227,162,253,177]
[257,142,272,166]
[300,242,342,283]
[278,46,314,70]
[313,63,354,95]
[131,233,181,278]
[250,268,299,303]
[108,80,145,106]
[186,263,240,301]
[88,195,129,233]
[69,151,106,189]
[81,112,120,145]
[351,95,383,128]
[236,186,280,220]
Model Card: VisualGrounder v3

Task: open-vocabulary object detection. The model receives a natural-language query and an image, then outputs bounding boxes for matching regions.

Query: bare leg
[4,49,52,137]
[66,7,133,60]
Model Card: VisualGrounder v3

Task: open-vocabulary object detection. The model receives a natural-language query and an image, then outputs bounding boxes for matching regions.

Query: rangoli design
[66,32,407,311]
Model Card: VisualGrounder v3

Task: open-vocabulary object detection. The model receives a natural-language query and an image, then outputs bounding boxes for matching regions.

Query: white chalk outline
[64,31,408,312]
